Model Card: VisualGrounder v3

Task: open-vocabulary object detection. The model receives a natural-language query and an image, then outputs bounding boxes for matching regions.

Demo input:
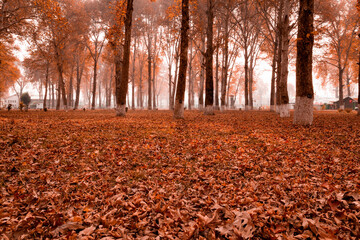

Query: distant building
[1,95,52,110]
[1,94,19,108]
[29,99,50,109]
[333,97,358,109]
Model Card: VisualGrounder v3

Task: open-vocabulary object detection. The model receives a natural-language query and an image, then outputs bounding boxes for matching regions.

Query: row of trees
[0,0,359,124]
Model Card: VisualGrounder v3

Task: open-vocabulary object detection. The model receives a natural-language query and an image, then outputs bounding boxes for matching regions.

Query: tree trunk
[346,70,351,97]
[221,15,229,109]
[204,0,214,115]
[132,38,137,110]
[249,63,253,110]
[74,58,84,110]
[199,36,205,109]
[116,0,134,116]
[279,0,290,117]
[68,65,74,108]
[98,79,102,108]
[56,78,61,110]
[358,34,360,116]
[294,0,314,125]
[152,58,156,109]
[51,82,55,109]
[172,53,179,109]
[174,0,189,119]
[147,34,152,110]
[137,55,144,108]
[270,39,278,112]
[91,59,98,110]
[152,33,157,109]
[60,71,67,110]
[43,62,49,110]
[215,41,219,110]
[168,64,172,110]
[276,1,284,113]
[244,50,249,110]
[106,67,113,108]
[188,40,193,110]
[338,68,344,109]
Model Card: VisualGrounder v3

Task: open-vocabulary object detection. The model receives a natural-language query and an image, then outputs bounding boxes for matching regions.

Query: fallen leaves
[0,110,359,239]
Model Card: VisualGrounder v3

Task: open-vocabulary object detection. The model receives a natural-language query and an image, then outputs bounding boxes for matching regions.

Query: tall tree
[232,0,262,110]
[317,0,358,109]
[294,0,314,125]
[174,0,190,119]
[357,0,360,115]
[204,0,215,115]
[84,0,107,110]
[219,0,233,109]
[0,43,20,99]
[116,0,134,116]
[277,0,291,117]
[255,0,279,112]
[33,0,76,110]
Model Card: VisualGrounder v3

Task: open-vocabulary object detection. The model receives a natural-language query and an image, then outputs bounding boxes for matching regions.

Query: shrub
[20,93,31,107]
[19,102,24,111]
[345,108,352,113]
[338,109,344,113]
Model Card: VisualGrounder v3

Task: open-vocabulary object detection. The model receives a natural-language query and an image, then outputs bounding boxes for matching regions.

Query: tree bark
[279,0,290,117]
[275,1,284,113]
[147,34,152,110]
[132,38,137,110]
[220,14,229,109]
[152,33,157,109]
[294,0,314,125]
[43,62,49,110]
[152,57,156,109]
[338,68,344,109]
[188,40,193,110]
[98,79,102,108]
[51,82,55,109]
[199,36,205,109]
[139,59,143,108]
[174,0,189,119]
[270,39,278,112]
[74,58,85,110]
[204,0,214,115]
[91,58,98,110]
[215,42,219,110]
[116,0,134,116]
[68,65,74,108]
[168,64,172,110]
[249,61,254,110]
[358,34,360,115]
[244,50,249,110]
[55,61,67,110]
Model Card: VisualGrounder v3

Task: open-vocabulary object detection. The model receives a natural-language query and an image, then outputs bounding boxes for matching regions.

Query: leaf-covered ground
[0,110,359,239]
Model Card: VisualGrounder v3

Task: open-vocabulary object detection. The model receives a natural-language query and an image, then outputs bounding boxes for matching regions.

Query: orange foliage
[0,43,20,97]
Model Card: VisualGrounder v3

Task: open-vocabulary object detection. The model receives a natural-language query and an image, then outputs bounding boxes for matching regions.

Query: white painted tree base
[293,96,313,125]
[204,105,214,115]
[339,105,345,110]
[174,102,184,119]
[245,105,251,111]
[220,106,227,112]
[279,104,290,118]
[116,104,126,116]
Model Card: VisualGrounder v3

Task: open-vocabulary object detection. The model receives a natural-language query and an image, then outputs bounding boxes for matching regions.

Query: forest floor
[0,109,359,239]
